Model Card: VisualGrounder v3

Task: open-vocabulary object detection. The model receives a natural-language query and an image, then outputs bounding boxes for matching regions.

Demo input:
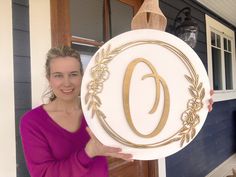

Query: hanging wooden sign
[81,29,210,160]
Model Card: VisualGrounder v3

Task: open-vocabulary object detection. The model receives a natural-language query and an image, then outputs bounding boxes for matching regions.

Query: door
[50,0,158,176]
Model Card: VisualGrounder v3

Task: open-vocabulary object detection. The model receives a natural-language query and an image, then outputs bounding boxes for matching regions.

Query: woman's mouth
[61,89,74,94]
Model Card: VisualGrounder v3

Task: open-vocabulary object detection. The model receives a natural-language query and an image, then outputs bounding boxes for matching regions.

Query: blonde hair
[43,46,83,102]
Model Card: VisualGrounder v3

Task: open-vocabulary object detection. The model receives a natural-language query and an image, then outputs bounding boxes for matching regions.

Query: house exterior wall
[159,0,236,176]
[12,0,31,176]
[9,0,236,177]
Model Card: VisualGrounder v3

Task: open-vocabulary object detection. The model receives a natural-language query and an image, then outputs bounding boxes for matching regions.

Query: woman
[20,46,132,177]
[20,46,214,177]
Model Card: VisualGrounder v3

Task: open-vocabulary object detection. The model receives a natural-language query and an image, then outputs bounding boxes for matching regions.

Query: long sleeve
[19,106,108,177]
[20,117,93,177]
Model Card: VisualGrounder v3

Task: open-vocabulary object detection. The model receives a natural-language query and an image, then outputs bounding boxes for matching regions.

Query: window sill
[213,90,236,102]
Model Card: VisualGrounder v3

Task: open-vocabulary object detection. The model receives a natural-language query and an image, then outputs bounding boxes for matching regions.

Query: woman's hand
[208,90,214,112]
[85,127,133,161]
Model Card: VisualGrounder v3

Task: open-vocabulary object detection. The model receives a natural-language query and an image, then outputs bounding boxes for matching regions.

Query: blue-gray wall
[13,0,31,176]
[159,0,236,176]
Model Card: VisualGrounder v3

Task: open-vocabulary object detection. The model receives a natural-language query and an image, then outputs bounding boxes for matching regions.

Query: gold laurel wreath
[85,40,205,148]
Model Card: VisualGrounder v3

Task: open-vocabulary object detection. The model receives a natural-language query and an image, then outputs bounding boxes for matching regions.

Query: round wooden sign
[81,29,210,160]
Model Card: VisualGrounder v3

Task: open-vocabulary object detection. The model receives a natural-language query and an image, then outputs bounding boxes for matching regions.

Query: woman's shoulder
[20,105,44,126]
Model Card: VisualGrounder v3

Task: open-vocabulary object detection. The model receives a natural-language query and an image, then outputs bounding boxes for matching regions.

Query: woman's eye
[70,73,79,77]
[54,74,63,78]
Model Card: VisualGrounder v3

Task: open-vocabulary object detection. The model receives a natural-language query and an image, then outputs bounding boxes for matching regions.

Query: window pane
[224,38,227,50]
[71,44,98,70]
[212,47,222,90]
[216,34,221,48]
[110,0,133,37]
[224,51,233,90]
[228,39,231,52]
[211,32,215,46]
[70,0,103,41]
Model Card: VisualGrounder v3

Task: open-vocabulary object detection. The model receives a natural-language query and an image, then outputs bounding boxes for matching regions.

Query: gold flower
[187,98,203,111]
[181,109,200,128]
[91,64,109,82]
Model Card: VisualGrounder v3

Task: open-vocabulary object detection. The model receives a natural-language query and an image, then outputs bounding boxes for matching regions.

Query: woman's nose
[63,76,71,86]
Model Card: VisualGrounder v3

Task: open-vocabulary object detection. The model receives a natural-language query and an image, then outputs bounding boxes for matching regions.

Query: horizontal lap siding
[13,0,31,177]
[160,0,236,176]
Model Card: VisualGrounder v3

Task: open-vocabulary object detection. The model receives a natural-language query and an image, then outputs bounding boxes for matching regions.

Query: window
[205,15,236,101]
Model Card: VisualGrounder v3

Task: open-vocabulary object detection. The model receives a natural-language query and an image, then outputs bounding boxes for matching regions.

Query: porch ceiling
[197,0,236,27]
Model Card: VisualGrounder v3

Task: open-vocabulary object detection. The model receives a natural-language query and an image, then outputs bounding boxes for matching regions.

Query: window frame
[205,14,236,102]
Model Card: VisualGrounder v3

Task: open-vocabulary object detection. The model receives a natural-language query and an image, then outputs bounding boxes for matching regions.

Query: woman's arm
[20,117,94,177]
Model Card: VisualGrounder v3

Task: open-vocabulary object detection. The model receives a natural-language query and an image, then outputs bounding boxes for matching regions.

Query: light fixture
[173,7,198,48]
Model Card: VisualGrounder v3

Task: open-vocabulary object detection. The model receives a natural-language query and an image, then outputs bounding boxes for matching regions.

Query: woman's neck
[51,98,81,113]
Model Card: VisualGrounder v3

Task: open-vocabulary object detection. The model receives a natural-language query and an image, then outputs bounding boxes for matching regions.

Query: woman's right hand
[85,127,133,161]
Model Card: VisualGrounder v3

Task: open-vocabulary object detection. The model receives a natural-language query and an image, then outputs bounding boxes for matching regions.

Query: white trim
[205,15,236,102]
[206,153,236,177]
[0,1,16,177]
[158,158,166,177]
[29,0,51,107]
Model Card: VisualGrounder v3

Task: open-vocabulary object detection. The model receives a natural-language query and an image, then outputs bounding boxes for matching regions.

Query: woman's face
[48,56,82,102]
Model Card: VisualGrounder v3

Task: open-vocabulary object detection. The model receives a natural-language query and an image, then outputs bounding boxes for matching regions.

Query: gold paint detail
[85,40,205,148]
[123,58,170,138]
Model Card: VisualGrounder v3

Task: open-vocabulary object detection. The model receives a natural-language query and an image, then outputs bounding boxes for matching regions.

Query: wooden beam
[50,0,71,47]
[103,0,111,42]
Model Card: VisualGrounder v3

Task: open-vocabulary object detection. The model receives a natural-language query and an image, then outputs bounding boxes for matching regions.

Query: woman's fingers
[105,151,133,161]
[210,89,214,96]
[86,127,97,140]
[85,127,133,161]
[208,89,214,112]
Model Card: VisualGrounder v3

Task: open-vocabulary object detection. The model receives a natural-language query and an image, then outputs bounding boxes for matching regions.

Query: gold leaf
[88,101,93,111]
[96,110,106,119]
[189,88,197,98]
[92,107,96,118]
[191,128,196,139]
[185,75,194,84]
[180,136,185,147]
[95,110,100,119]
[200,89,205,99]
[180,126,188,132]
[95,53,100,63]
[100,110,106,119]
[93,95,101,105]
[195,75,199,86]
[107,44,111,53]
[101,49,105,59]
[190,85,195,91]
[172,137,182,141]
[186,133,190,143]
[197,82,203,91]
[85,93,90,104]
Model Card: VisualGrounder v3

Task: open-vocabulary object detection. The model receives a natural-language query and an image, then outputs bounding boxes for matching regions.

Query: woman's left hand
[208,90,214,112]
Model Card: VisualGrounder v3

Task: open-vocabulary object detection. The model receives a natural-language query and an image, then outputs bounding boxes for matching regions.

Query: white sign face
[81,29,210,160]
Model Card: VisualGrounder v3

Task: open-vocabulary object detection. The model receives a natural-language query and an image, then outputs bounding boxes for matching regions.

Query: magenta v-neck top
[20,105,108,177]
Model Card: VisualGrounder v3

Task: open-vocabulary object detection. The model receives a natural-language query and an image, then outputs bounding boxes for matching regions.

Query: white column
[29,0,51,107]
[158,158,166,177]
[0,1,16,177]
